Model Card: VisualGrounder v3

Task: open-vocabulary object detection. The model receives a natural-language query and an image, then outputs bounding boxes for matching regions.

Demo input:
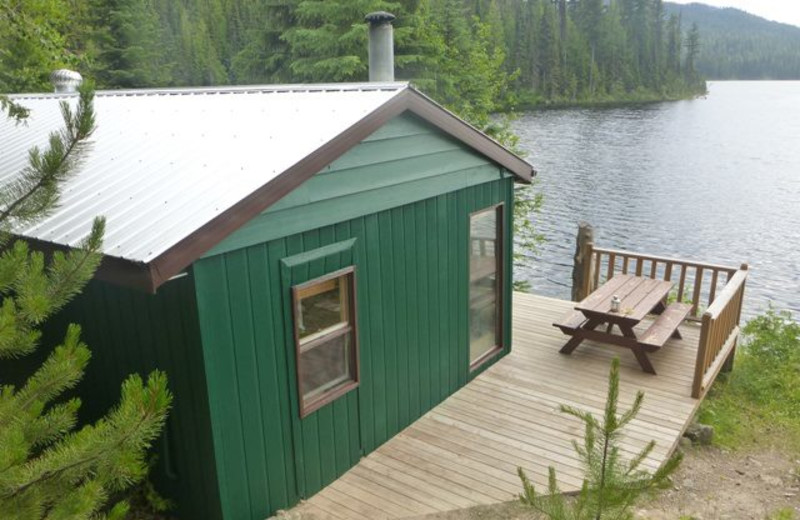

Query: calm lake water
[513,81,800,318]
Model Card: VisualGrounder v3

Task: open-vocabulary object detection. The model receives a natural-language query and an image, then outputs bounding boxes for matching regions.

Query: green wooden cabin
[2,83,533,519]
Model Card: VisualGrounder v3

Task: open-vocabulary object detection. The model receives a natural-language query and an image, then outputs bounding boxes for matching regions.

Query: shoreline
[509,88,708,111]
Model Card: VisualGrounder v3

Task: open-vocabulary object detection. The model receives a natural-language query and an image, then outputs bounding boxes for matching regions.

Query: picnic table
[553,274,692,374]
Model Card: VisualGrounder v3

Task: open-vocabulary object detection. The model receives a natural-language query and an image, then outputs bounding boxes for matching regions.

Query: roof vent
[365,11,396,82]
[50,69,83,93]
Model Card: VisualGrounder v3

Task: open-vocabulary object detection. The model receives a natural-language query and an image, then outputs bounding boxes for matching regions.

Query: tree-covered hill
[665,2,800,79]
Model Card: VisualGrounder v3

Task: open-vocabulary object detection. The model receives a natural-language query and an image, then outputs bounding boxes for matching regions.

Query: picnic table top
[576,274,672,323]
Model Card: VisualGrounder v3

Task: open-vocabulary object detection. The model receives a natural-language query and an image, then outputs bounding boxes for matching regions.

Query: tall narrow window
[469,205,503,370]
[292,267,359,417]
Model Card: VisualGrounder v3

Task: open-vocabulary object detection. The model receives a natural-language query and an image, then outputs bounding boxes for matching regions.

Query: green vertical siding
[194,177,514,520]
[279,237,362,499]
[38,275,222,520]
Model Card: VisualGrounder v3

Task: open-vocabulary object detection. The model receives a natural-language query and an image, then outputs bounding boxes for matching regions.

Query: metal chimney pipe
[50,69,83,93]
[365,11,396,82]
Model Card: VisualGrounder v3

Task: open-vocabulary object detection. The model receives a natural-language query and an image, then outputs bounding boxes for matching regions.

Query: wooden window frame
[292,266,360,418]
[468,203,504,372]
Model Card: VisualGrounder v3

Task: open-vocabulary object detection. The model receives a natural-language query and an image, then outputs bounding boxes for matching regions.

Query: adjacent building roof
[1,82,533,292]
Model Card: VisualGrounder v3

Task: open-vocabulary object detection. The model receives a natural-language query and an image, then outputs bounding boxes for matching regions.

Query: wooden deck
[291,292,708,519]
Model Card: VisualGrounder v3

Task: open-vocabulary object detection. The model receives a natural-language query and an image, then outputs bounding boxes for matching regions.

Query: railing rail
[583,244,740,322]
[573,237,748,399]
[692,266,748,398]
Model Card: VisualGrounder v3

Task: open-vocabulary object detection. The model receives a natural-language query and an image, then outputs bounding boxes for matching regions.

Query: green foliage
[0,83,96,229]
[2,0,710,104]
[90,0,172,88]
[0,96,30,123]
[665,2,800,80]
[0,84,171,518]
[513,182,544,292]
[282,0,409,82]
[0,0,83,92]
[519,357,682,519]
[411,0,515,126]
[768,508,797,520]
[698,308,800,452]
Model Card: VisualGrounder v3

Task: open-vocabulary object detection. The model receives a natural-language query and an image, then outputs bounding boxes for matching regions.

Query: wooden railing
[573,236,748,399]
[581,245,740,322]
[692,266,748,398]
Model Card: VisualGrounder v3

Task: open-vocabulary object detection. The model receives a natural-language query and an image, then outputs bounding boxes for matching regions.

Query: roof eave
[24,85,534,293]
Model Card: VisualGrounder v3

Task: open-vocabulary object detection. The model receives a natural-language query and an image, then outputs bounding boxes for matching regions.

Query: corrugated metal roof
[1,83,407,263]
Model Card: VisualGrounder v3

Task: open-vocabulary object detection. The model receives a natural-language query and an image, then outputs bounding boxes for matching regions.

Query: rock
[735,468,745,476]
[267,509,308,520]
[684,423,714,445]
[634,509,671,520]
[759,474,783,487]
[679,437,693,449]
[748,456,763,467]
[683,478,696,490]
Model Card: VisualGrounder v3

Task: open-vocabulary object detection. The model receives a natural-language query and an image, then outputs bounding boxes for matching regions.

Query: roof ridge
[9,82,410,100]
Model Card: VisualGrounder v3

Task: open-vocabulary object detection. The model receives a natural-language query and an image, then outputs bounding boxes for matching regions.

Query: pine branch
[2,371,170,502]
[43,217,105,317]
[0,96,29,124]
[1,328,89,425]
[0,83,96,228]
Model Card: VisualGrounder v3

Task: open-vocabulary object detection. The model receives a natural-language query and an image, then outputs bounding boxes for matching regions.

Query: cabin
[0,80,533,520]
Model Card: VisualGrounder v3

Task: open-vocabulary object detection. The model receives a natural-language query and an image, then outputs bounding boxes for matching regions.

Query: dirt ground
[411,446,800,520]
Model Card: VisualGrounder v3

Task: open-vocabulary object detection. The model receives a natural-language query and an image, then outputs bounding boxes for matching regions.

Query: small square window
[292,267,359,417]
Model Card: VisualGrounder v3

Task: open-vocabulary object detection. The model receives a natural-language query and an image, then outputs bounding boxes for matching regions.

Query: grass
[768,509,798,520]
[697,308,800,452]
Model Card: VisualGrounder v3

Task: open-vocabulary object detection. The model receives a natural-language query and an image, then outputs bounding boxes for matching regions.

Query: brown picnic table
[553,274,692,374]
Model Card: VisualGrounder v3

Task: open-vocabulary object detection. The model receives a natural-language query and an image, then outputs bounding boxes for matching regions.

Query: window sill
[469,345,503,373]
[300,380,359,419]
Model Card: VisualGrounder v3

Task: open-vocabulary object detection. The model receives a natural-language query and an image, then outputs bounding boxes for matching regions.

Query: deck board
[291,293,706,519]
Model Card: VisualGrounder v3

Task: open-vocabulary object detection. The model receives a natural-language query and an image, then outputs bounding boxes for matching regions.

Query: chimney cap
[50,69,83,93]
[365,11,396,25]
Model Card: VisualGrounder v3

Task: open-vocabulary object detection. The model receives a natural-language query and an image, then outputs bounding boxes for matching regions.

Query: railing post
[722,263,748,373]
[572,222,594,302]
[693,312,713,398]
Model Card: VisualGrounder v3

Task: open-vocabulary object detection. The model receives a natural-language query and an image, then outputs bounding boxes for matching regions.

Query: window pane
[469,208,500,365]
[297,277,347,340]
[293,268,359,416]
[299,332,353,402]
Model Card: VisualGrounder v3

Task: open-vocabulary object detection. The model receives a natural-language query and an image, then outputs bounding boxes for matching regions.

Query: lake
[513,81,800,318]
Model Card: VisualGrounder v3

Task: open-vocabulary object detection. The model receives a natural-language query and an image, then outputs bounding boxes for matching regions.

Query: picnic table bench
[553,274,692,374]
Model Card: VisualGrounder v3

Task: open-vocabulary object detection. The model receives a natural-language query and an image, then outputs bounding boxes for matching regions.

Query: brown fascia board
[24,86,534,293]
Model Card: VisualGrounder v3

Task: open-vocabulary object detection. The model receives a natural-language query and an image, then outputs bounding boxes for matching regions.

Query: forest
[1,0,707,114]
[665,2,800,80]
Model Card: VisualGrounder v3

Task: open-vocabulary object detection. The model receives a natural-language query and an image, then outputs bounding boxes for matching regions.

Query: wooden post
[722,263,748,373]
[692,312,712,398]
[571,222,594,302]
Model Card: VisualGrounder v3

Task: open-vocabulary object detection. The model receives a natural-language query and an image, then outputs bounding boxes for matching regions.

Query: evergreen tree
[231,0,294,84]
[0,84,171,519]
[666,13,682,77]
[685,22,701,84]
[518,357,682,520]
[91,0,171,88]
[280,0,421,82]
